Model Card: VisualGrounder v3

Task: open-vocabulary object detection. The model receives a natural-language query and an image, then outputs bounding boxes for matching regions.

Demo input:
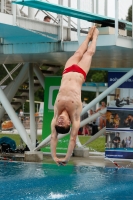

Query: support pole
[104,0,108,16]
[80,108,106,127]
[96,85,99,110]
[77,0,80,39]
[96,0,98,14]
[81,68,133,116]
[1,0,4,13]
[29,64,36,148]
[2,64,13,80]
[83,127,106,146]
[33,65,44,89]
[132,0,133,37]
[28,8,36,19]
[115,0,119,39]
[67,0,71,41]
[12,4,16,25]
[0,87,33,150]
[92,0,94,13]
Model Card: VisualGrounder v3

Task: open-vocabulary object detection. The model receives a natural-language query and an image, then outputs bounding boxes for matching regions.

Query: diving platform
[0,23,133,69]
[0,1,133,69]
[13,0,132,31]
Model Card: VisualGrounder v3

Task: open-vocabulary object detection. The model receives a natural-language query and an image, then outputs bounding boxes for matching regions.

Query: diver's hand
[53,156,61,166]
[58,158,68,166]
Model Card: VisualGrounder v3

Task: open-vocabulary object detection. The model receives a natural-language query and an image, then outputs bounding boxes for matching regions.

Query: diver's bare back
[55,72,84,121]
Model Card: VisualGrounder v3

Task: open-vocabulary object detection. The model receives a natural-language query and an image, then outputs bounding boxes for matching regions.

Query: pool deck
[1,152,133,169]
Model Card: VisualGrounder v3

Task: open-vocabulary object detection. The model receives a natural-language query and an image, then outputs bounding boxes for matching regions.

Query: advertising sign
[42,76,70,154]
[105,72,133,159]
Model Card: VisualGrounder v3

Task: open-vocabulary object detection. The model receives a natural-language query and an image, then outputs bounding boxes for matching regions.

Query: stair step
[34,76,39,80]
[18,89,29,93]
[11,102,22,105]
[23,82,41,87]
[34,83,41,87]
[14,95,28,99]
[41,69,54,74]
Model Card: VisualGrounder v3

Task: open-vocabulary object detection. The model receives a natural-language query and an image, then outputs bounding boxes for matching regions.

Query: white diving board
[13,0,132,31]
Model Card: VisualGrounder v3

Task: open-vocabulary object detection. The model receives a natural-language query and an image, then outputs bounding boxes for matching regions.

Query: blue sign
[105,149,133,159]
[108,72,133,88]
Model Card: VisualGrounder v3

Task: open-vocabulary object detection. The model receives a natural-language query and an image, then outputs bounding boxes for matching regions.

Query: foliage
[126,5,132,22]
[86,70,108,83]
[82,70,108,103]
[126,5,132,36]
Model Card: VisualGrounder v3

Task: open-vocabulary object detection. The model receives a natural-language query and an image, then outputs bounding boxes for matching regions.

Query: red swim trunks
[62,64,86,81]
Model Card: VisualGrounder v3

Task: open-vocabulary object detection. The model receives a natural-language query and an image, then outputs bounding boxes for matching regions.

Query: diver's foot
[87,26,96,40]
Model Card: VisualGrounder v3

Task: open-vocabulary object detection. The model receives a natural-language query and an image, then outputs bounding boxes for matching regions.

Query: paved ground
[1,129,42,135]
[1,152,133,169]
[71,155,133,168]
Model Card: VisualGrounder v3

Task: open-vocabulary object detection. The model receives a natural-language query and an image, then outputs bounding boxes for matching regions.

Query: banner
[42,76,70,154]
[105,72,133,159]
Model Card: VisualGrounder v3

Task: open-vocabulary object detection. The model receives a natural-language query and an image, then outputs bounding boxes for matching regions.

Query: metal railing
[0,63,23,86]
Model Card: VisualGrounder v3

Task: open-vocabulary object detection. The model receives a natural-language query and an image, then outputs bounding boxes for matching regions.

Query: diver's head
[55,111,71,134]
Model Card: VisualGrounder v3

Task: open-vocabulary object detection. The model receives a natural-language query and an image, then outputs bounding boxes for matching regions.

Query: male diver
[51,26,99,165]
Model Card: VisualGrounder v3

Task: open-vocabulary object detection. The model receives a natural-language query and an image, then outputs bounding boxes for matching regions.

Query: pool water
[0,161,133,200]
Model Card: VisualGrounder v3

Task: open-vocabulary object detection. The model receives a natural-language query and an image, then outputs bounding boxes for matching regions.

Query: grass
[79,136,105,152]
[0,133,42,148]
[0,133,105,152]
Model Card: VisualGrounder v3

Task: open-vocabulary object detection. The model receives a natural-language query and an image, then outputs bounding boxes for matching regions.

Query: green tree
[82,70,108,104]
[126,5,132,36]
[126,5,132,22]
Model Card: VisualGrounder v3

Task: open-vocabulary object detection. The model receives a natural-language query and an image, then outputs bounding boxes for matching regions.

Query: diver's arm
[64,119,80,162]
[50,118,60,164]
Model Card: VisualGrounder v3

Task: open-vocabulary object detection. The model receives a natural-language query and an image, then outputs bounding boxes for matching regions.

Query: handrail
[0,63,23,86]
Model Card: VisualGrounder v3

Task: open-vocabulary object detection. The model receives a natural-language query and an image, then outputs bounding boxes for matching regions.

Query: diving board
[13,0,132,31]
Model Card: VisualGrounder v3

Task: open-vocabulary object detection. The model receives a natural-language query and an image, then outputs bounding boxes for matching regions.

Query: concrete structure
[24,151,43,162]
[73,147,89,158]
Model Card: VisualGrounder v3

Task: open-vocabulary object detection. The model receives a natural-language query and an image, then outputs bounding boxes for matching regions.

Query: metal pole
[81,68,133,116]
[104,0,108,16]
[0,87,33,150]
[1,0,4,13]
[33,65,44,89]
[96,85,99,110]
[80,108,106,127]
[12,4,16,25]
[2,64,13,80]
[29,65,36,148]
[28,8,36,19]
[92,0,94,13]
[83,127,106,146]
[91,0,95,26]
[96,0,98,14]
[132,0,133,37]
[67,0,71,41]
[115,0,119,39]
[77,0,80,39]
[60,0,63,43]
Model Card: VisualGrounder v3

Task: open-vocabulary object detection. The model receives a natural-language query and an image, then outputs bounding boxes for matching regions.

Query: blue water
[0,161,133,200]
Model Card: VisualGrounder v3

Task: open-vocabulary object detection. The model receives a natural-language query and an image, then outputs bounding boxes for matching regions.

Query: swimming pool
[0,161,133,200]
